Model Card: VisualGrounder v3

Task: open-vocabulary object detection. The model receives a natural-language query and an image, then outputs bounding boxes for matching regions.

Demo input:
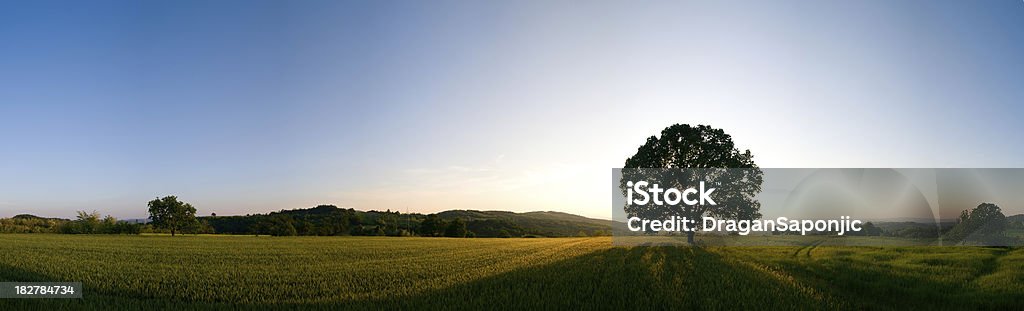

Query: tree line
[1,196,610,237]
[1,212,142,234]
[205,205,540,237]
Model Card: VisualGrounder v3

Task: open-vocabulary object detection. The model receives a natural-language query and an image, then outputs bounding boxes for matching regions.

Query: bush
[56,211,140,235]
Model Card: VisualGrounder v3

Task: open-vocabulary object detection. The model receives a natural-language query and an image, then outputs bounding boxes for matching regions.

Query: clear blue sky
[2,1,1023,219]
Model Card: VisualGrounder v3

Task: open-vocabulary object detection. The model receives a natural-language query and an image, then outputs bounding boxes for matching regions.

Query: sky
[2,1,1024,220]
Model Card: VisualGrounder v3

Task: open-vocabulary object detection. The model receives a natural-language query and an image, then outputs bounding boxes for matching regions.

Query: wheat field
[0,235,1021,310]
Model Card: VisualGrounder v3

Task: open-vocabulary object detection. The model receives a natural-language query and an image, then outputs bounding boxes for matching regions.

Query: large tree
[147,195,197,236]
[945,203,1007,245]
[622,124,763,244]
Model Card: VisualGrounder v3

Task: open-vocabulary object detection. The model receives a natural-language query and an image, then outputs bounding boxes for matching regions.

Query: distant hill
[1008,214,1024,230]
[12,214,68,221]
[201,206,612,237]
[434,210,613,237]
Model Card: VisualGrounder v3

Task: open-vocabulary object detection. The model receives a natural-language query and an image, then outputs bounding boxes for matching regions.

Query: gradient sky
[2,1,1024,219]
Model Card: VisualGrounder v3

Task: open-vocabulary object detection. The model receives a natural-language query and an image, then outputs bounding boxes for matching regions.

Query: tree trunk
[686,231,695,244]
[171,229,176,237]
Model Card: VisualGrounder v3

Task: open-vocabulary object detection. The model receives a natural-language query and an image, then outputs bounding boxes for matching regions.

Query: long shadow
[291,246,838,310]
[1,247,825,310]
[3,246,1021,310]
[333,246,1023,310]
[745,247,1022,310]
[0,263,83,310]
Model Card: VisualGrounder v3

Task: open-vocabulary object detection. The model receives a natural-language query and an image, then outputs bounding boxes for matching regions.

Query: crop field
[1,235,1022,310]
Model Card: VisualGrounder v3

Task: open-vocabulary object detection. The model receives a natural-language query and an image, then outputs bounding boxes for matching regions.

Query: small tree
[147,195,197,236]
[101,215,118,234]
[444,218,468,238]
[76,210,101,234]
[420,214,447,237]
[268,215,298,236]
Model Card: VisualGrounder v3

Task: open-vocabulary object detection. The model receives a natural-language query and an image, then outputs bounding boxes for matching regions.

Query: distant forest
[4,205,1022,242]
[202,206,614,237]
[0,205,615,238]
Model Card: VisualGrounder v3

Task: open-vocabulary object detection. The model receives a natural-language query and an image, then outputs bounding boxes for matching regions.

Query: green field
[1,235,1022,310]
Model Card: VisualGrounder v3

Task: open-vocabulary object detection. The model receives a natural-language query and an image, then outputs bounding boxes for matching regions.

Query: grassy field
[1,235,1022,310]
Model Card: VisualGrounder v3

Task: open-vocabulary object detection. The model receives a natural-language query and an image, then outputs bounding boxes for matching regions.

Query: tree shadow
[3,246,1021,310]
[322,246,838,310]
[759,247,1021,310]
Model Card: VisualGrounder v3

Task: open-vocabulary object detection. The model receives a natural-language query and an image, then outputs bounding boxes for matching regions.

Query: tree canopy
[444,218,468,238]
[945,203,1008,245]
[148,196,198,236]
[622,124,763,243]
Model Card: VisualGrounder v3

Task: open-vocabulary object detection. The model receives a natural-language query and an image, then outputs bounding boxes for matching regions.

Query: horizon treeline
[0,211,141,235]
[4,204,1020,242]
[204,205,611,237]
[0,205,613,238]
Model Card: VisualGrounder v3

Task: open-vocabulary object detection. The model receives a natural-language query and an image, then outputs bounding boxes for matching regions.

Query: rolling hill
[434,210,613,237]
[201,206,613,237]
